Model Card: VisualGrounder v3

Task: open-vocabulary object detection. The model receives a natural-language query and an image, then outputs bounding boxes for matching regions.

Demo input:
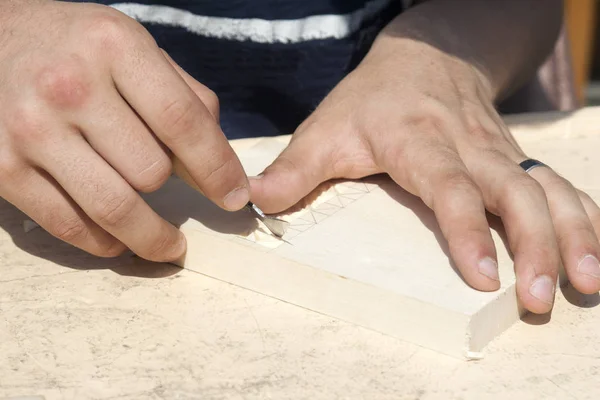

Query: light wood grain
[144,107,600,358]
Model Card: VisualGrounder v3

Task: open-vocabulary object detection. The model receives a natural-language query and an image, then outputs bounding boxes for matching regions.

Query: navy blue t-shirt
[72,1,413,138]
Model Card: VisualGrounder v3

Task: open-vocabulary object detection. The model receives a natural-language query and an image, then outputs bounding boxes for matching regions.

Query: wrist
[361,36,496,103]
[367,0,562,104]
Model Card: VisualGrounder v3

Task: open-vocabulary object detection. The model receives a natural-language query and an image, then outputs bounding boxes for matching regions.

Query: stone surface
[1,108,600,399]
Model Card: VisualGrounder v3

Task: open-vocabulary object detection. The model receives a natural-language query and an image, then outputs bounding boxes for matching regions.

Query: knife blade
[246,202,290,238]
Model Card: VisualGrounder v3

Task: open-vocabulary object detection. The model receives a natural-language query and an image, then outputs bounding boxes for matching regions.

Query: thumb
[250,132,333,214]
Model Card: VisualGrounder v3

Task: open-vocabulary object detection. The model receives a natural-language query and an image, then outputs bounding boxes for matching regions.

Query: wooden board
[140,107,600,359]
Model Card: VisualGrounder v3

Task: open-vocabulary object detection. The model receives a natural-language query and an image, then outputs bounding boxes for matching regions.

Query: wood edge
[467,284,524,354]
[179,227,478,359]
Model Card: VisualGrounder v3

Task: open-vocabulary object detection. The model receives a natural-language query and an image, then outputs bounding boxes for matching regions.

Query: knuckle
[201,88,220,118]
[0,152,22,181]
[439,170,478,195]
[478,147,507,163]
[94,192,136,227]
[143,232,178,261]
[199,154,238,189]
[528,246,561,270]
[500,174,546,209]
[421,144,459,172]
[545,175,573,194]
[269,155,300,175]
[159,98,197,141]
[434,170,481,211]
[464,116,495,143]
[34,60,91,109]
[380,142,409,173]
[590,214,600,234]
[461,119,518,157]
[133,158,172,193]
[94,241,126,258]
[557,219,592,244]
[468,126,496,146]
[577,189,594,204]
[446,225,490,252]
[51,217,88,243]
[83,12,131,52]
[6,103,47,144]
[405,113,447,137]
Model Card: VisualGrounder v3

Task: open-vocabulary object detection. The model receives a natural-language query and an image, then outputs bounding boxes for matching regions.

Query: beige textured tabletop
[1,109,600,400]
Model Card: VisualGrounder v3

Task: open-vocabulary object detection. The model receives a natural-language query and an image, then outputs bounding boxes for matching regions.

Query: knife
[245,202,290,238]
[173,157,289,238]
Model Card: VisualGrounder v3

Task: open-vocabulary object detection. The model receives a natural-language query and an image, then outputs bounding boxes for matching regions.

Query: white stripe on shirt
[110,1,411,44]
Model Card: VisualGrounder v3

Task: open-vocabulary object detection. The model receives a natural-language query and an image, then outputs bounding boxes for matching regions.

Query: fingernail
[577,255,600,279]
[224,186,250,210]
[478,257,499,281]
[529,275,555,305]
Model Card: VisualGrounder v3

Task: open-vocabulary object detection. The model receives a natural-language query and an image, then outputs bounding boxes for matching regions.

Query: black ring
[519,159,548,173]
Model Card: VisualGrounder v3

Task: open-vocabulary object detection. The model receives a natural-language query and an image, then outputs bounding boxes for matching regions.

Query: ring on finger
[519,158,549,174]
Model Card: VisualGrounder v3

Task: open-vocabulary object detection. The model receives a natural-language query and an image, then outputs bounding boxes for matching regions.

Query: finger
[577,189,600,238]
[249,129,336,214]
[0,162,124,257]
[111,44,248,211]
[529,173,600,294]
[381,143,500,292]
[161,50,220,122]
[76,89,172,193]
[29,130,186,262]
[468,152,560,314]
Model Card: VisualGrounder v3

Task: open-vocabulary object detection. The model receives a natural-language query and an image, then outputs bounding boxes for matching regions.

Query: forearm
[367,0,564,102]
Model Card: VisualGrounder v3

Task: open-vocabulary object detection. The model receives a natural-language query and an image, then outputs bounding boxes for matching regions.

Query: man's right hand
[0,1,250,261]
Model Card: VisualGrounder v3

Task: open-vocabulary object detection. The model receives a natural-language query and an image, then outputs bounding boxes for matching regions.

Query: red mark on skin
[35,60,91,109]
